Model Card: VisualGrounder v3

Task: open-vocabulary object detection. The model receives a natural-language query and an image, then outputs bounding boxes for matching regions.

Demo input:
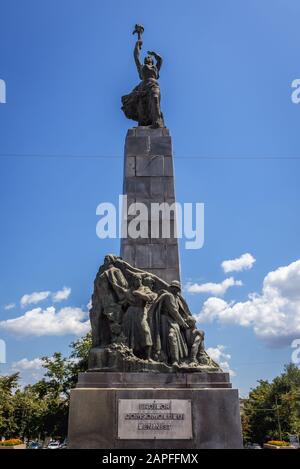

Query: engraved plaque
[118,399,192,440]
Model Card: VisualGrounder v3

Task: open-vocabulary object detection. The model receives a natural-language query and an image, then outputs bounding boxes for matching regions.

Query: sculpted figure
[89,255,219,372]
[121,25,165,128]
[122,275,157,360]
[150,281,190,366]
[90,254,128,347]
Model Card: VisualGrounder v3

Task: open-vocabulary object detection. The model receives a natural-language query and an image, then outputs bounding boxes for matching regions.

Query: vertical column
[120,127,180,284]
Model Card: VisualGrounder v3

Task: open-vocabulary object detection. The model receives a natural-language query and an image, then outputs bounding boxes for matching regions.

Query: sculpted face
[133,276,142,288]
[104,255,114,267]
[170,286,181,296]
[143,276,154,288]
[144,56,153,66]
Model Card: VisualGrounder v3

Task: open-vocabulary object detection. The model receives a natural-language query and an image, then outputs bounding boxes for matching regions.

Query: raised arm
[147,51,162,74]
[114,257,170,291]
[134,40,143,80]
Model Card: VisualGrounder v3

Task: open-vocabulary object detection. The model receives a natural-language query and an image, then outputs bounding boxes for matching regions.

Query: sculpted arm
[114,258,169,290]
[134,40,143,80]
[147,50,162,73]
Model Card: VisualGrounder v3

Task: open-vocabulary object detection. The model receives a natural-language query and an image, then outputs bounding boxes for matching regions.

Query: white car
[47,441,61,449]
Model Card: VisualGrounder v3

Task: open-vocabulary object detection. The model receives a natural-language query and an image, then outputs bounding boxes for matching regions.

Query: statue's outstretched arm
[114,258,169,290]
[134,40,143,80]
[147,51,162,72]
[114,257,169,291]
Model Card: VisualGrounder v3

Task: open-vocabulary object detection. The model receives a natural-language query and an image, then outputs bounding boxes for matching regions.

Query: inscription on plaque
[118,399,192,439]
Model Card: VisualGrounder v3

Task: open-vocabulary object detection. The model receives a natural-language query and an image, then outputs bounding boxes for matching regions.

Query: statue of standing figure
[121,24,165,128]
[89,255,219,372]
[122,275,157,360]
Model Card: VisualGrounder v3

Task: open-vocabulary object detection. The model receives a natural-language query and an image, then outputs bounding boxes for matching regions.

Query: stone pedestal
[68,372,243,449]
[121,127,180,284]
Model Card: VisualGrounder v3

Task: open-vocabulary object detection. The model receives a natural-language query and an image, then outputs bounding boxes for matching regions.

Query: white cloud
[4,303,15,310]
[11,357,44,385]
[52,287,71,302]
[187,277,242,296]
[12,357,43,371]
[0,306,90,337]
[206,345,236,376]
[19,286,72,307]
[197,259,300,347]
[222,253,256,273]
[20,290,50,307]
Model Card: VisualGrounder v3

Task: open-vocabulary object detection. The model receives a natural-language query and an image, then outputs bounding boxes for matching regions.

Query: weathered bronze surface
[121,25,165,128]
[89,255,219,373]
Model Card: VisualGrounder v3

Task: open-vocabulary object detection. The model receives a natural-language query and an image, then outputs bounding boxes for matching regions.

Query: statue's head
[104,254,115,267]
[169,280,181,296]
[144,55,154,66]
[143,276,154,289]
[132,275,142,288]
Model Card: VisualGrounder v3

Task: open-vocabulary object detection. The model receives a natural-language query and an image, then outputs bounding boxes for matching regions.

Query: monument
[68,25,243,449]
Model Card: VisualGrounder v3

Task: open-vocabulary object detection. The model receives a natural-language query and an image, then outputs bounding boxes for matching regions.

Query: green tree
[242,364,300,444]
[0,333,91,440]
[0,373,19,438]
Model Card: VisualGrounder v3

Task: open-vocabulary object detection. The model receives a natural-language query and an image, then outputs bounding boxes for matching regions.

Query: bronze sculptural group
[89,255,218,372]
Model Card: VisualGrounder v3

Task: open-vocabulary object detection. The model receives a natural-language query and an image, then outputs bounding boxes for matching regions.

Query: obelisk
[120,126,180,284]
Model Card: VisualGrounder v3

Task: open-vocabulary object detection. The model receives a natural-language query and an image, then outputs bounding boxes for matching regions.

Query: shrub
[0,439,23,446]
[266,440,290,447]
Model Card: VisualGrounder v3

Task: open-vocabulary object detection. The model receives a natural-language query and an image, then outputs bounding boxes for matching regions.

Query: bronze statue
[88,255,219,373]
[121,25,165,128]
[90,254,128,347]
[122,275,157,360]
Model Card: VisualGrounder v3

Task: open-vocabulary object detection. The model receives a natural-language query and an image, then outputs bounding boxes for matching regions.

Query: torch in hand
[133,24,144,50]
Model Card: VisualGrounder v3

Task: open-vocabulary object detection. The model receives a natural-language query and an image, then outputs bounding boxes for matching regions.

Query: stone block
[135,245,150,269]
[125,156,135,177]
[166,244,180,268]
[135,127,169,137]
[76,372,232,389]
[125,136,149,156]
[136,155,164,177]
[68,377,243,449]
[134,177,151,196]
[149,136,172,156]
[164,156,174,176]
[165,177,175,198]
[150,177,165,198]
[121,244,135,265]
[124,177,151,197]
[150,244,166,268]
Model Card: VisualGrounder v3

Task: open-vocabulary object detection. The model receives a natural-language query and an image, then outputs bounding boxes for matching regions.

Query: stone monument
[121,24,179,284]
[68,25,243,449]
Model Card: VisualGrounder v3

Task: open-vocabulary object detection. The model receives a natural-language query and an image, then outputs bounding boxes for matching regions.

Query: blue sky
[0,0,300,396]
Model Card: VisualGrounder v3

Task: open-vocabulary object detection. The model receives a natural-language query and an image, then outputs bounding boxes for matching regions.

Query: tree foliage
[0,333,91,440]
[242,364,300,444]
